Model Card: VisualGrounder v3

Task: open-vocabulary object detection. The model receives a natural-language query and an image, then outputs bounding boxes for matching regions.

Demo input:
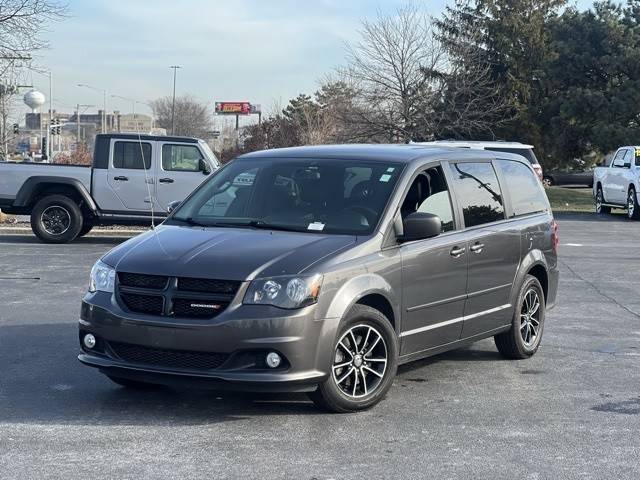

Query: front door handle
[113,176,128,181]
[159,178,175,184]
[450,246,465,258]
[470,242,484,254]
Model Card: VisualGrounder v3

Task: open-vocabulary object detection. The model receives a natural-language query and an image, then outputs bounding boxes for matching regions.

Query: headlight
[89,260,116,293]
[244,274,323,309]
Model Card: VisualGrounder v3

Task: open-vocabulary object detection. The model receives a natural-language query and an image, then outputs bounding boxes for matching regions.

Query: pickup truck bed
[0,133,219,243]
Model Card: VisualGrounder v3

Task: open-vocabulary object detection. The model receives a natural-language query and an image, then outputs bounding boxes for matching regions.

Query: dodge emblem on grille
[190,303,221,310]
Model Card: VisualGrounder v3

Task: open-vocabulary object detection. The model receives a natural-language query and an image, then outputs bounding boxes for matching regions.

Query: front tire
[30,194,84,243]
[542,176,554,188]
[494,275,545,359]
[627,188,640,220]
[595,187,610,214]
[308,304,398,413]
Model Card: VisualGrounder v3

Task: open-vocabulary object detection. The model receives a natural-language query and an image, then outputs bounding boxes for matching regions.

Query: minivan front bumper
[78,292,339,392]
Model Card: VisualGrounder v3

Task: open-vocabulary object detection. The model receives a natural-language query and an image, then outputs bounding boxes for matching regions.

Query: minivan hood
[102,224,357,281]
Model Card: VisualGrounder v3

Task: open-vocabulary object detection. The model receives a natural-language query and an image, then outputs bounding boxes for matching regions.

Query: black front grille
[116,273,239,319]
[172,298,229,318]
[119,292,164,315]
[108,341,229,370]
[177,277,240,294]
[118,272,168,290]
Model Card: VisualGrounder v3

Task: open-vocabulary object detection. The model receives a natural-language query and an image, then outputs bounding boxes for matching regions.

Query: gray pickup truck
[0,133,219,243]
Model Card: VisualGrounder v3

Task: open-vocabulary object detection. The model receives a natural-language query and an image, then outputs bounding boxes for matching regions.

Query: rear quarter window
[496,159,547,217]
[486,147,539,165]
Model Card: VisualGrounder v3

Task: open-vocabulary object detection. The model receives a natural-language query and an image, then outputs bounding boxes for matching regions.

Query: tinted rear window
[486,147,539,165]
[496,159,547,217]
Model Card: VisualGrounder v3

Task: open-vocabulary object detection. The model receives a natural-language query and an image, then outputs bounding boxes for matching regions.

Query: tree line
[204,1,640,168]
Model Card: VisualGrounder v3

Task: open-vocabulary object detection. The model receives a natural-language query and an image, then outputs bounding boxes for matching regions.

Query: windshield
[170,158,403,235]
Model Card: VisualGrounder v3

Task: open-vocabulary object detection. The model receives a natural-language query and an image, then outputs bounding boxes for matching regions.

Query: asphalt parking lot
[0,213,639,479]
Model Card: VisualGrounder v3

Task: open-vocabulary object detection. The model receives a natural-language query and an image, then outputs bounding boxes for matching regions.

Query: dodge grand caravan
[78,144,559,412]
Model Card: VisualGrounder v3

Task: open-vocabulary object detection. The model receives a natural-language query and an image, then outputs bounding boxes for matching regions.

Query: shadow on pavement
[0,234,128,245]
[0,323,502,425]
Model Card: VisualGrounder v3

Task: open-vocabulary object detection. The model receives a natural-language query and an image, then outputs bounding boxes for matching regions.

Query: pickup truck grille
[116,272,240,319]
[108,341,229,370]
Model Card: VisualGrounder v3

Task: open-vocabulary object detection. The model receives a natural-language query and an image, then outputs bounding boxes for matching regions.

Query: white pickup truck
[0,133,219,242]
[593,145,640,220]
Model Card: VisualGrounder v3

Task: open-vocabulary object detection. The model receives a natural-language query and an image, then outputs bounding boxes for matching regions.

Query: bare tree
[150,95,212,138]
[338,4,511,142]
[340,5,445,142]
[0,0,66,72]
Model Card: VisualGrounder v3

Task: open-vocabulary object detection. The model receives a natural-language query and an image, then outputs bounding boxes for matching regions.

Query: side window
[612,150,626,168]
[635,148,640,167]
[448,162,505,227]
[162,144,203,172]
[113,141,151,169]
[401,166,455,232]
[496,160,547,217]
[623,149,632,168]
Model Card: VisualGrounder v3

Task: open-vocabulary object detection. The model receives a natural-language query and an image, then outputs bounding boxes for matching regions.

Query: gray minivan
[78,145,559,412]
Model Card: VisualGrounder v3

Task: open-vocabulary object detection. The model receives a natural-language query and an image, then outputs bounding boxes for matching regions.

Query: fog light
[83,333,96,349]
[265,352,281,368]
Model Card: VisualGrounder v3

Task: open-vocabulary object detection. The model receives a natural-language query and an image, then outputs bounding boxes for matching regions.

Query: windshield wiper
[245,220,307,232]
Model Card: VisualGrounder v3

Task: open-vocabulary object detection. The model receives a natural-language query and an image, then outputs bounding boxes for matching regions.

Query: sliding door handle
[113,176,128,181]
[450,246,465,258]
[159,178,175,184]
[470,242,484,253]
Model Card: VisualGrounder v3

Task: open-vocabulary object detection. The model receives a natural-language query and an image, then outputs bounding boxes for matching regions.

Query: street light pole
[77,83,107,133]
[169,65,181,135]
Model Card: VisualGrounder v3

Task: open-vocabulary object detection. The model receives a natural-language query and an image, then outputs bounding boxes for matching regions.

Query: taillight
[551,219,559,254]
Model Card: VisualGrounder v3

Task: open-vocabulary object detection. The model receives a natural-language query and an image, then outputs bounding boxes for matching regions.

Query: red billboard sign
[215,102,251,115]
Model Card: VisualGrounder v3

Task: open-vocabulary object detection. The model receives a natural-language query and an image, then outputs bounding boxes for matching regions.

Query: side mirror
[398,212,442,242]
[167,200,181,214]
[624,162,631,168]
[200,159,211,175]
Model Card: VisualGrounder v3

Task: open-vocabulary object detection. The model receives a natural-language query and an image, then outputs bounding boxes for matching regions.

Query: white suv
[414,141,543,181]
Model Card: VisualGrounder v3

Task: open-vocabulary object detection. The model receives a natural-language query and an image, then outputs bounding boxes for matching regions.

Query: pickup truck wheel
[494,275,545,359]
[595,188,610,214]
[542,176,554,187]
[627,188,640,220]
[31,194,83,243]
[308,304,398,413]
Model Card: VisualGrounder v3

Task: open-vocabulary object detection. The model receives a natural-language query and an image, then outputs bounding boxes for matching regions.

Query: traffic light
[50,126,56,135]
[56,125,61,135]
[12,123,18,134]
[41,137,47,160]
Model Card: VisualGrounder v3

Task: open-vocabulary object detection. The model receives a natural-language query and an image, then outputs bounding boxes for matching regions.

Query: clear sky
[23,0,594,121]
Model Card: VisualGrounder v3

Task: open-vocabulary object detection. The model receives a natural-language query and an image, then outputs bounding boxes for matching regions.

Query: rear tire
[627,188,640,220]
[495,275,545,359]
[308,304,398,413]
[542,176,554,188]
[595,187,610,214]
[106,374,158,389]
[30,194,83,243]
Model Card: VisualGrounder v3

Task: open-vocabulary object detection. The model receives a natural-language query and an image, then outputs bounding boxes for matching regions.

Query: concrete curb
[0,226,144,237]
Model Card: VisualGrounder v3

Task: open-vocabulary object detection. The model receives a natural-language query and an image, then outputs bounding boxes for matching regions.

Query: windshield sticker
[307,222,325,231]
[379,174,392,182]
[386,167,395,173]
